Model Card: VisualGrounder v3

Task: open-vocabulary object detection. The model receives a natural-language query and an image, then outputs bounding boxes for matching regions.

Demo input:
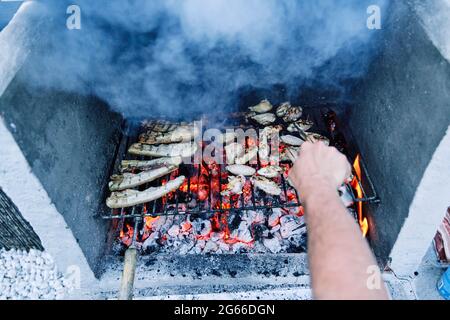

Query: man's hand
[289,141,389,299]
[289,141,352,203]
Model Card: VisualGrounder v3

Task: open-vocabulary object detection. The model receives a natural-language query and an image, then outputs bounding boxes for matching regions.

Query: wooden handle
[118,246,138,300]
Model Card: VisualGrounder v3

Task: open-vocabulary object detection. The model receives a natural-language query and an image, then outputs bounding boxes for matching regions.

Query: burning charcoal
[210,232,224,242]
[268,209,282,227]
[219,242,230,253]
[226,211,241,231]
[190,246,202,254]
[178,243,195,255]
[287,233,308,253]
[188,197,197,208]
[231,242,248,253]
[270,225,281,234]
[280,215,306,239]
[200,220,212,237]
[142,232,160,253]
[242,210,265,225]
[196,239,206,249]
[180,220,192,233]
[263,237,282,254]
[230,221,253,243]
[253,242,269,253]
[167,225,180,238]
[203,241,219,253]
[192,219,212,237]
[253,224,269,241]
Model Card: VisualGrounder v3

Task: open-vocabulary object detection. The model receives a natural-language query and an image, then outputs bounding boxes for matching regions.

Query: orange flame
[352,155,369,237]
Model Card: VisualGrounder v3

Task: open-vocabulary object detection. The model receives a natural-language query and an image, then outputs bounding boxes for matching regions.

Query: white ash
[132,186,356,255]
[263,237,282,254]
[0,248,70,300]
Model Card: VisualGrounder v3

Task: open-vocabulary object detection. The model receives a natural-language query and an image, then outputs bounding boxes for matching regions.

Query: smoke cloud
[24,0,389,119]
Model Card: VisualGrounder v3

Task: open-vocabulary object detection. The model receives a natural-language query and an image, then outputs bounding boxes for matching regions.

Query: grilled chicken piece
[251,176,282,196]
[225,142,245,164]
[307,133,330,146]
[106,176,186,209]
[259,126,282,164]
[226,164,256,176]
[216,131,237,145]
[142,120,193,133]
[109,165,179,191]
[250,113,276,126]
[281,147,300,162]
[257,166,282,178]
[249,100,273,113]
[281,135,305,147]
[128,142,198,158]
[276,102,291,117]
[139,125,200,145]
[287,119,314,133]
[221,175,246,196]
[120,157,182,173]
[235,146,258,165]
[283,106,303,123]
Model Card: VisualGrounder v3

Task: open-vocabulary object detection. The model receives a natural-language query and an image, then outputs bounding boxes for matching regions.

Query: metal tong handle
[293,123,315,143]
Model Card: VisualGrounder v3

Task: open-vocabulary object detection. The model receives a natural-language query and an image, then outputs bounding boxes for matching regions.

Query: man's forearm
[302,179,388,300]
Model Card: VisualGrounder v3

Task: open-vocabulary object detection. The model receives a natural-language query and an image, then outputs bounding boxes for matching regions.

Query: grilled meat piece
[139,125,200,145]
[128,142,198,158]
[216,131,237,145]
[281,135,305,147]
[249,99,273,113]
[250,113,276,126]
[235,146,258,165]
[106,176,186,209]
[109,165,179,191]
[281,146,300,162]
[120,157,182,173]
[307,133,330,146]
[259,126,282,164]
[257,166,282,178]
[282,106,303,123]
[251,176,282,196]
[287,119,314,133]
[221,175,246,196]
[225,142,245,164]
[142,120,193,133]
[226,164,256,176]
[276,102,291,117]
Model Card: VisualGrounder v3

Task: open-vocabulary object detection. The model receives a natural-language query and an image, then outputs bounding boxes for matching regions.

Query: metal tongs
[293,122,315,143]
[285,122,316,164]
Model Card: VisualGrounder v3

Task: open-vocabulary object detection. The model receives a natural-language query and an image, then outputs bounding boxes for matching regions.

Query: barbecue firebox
[1,0,449,299]
[102,104,378,258]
